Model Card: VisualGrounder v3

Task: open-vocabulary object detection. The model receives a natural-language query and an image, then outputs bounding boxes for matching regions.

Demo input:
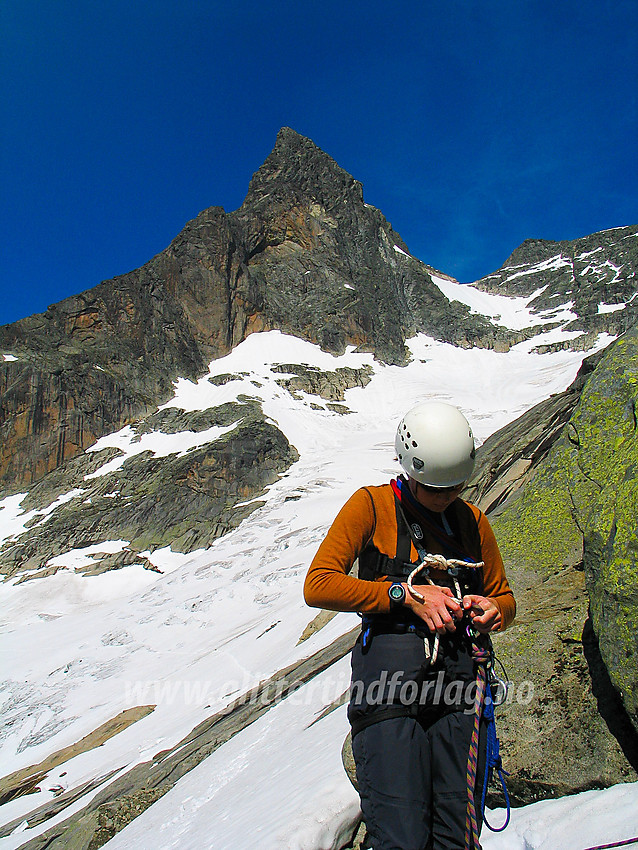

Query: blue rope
[480,679,511,832]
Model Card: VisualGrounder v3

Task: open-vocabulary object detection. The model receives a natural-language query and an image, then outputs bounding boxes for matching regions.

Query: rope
[406,557,484,603]
[406,558,484,665]
[407,554,484,594]
[464,640,512,849]
[462,649,635,850]
[581,838,638,849]
[465,649,488,850]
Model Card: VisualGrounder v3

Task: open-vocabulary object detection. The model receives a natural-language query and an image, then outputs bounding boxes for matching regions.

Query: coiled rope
[406,557,484,664]
[465,644,489,849]
[463,640,511,850]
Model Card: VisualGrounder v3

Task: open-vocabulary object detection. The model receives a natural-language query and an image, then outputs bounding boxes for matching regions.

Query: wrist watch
[388,582,406,607]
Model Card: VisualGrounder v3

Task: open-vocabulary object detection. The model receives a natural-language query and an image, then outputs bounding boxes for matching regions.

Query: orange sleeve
[303,488,393,614]
[469,503,516,630]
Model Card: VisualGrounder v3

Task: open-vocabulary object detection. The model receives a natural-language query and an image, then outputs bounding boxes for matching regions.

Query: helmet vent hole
[412,440,417,448]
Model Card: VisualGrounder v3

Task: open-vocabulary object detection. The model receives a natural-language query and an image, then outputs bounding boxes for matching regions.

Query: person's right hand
[401,583,463,634]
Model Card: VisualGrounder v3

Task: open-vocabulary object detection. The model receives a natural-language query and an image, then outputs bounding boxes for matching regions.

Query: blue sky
[2,0,637,325]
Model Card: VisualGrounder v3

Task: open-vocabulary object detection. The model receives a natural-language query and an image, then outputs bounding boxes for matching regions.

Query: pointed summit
[241,127,363,214]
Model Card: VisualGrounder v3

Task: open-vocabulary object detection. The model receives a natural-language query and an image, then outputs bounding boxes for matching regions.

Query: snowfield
[1,283,636,849]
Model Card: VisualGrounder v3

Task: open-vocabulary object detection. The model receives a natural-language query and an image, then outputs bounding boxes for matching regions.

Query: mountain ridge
[476,224,638,346]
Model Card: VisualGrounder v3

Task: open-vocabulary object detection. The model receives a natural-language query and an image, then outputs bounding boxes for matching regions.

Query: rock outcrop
[463,349,604,516]
[0,399,298,579]
[491,327,638,731]
[464,334,638,804]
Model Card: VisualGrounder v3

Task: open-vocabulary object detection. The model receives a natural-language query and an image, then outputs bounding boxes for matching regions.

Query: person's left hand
[461,595,502,633]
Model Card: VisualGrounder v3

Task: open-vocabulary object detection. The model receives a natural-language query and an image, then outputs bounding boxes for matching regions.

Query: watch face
[389,584,404,601]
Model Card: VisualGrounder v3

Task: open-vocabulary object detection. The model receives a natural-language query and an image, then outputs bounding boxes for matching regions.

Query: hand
[402,583,463,634]
[461,594,502,633]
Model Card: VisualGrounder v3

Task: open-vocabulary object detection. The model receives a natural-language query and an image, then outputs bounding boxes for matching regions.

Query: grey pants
[352,712,486,850]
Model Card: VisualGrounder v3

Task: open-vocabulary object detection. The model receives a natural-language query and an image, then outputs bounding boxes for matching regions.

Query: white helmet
[395,401,476,487]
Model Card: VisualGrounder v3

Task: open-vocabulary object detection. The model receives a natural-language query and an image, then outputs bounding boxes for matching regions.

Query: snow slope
[1,289,635,849]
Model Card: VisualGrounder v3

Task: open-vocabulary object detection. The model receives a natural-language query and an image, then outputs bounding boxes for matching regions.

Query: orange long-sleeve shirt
[304,484,515,631]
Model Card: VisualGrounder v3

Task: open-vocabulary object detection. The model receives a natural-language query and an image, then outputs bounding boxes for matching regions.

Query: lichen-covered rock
[462,342,638,802]
[493,328,638,732]
[568,329,638,730]
[463,350,603,518]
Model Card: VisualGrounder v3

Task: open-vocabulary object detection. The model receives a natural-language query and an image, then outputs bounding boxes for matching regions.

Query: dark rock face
[0,400,298,579]
[465,335,638,803]
[0,128,497,496]
[228,129,498,362]
[476,225,638,344]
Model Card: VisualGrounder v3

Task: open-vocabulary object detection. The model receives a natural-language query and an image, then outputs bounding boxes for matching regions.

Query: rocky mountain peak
[0,129,499,494]
[241,127,363,214]
[501,237,563,269]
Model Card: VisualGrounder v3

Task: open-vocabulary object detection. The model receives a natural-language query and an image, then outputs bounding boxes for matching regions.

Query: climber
[304,401,516,850]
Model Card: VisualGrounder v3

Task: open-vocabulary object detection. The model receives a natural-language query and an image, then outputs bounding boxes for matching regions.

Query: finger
[416,609,437,631]
[429,609,451,634]
[423,614,439,633]
[439,607,459,632]
[462,594,483,607]
[472,611,494,631]
[450,605,464,621]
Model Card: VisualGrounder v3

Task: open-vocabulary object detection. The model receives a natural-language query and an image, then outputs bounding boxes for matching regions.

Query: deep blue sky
[2,0,637,326]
